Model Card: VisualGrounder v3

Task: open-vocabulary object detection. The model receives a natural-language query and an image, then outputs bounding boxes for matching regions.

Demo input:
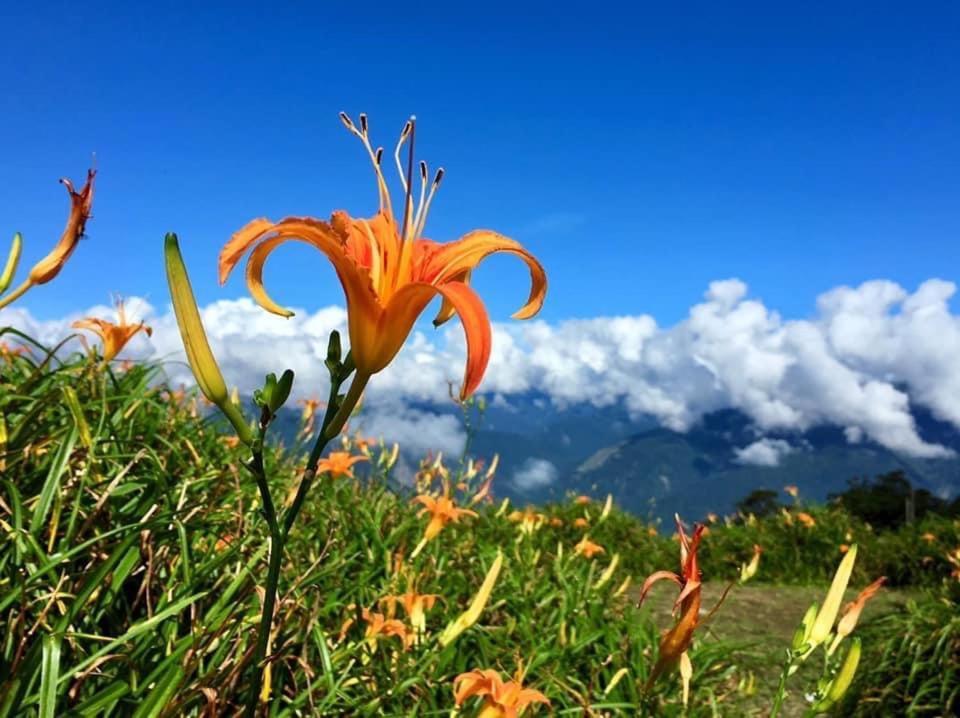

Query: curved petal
[432,269,470,327]
[384,281,492,399]
[637,570,681,607]
[71,318,110,339]
[222,217,380,323]
[420,230,546,320]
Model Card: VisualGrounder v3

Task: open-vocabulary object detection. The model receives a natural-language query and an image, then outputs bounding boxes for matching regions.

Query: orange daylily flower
[413,494,477,544]
[573,517,589,529]
[549,517,564,528]
[381,591,440,634]
[783,484,799,498]
[316,450,367,479]
[72,298,152,363]
[574,495,592,505]
[339,607,410,650]
[638,515,731,705]
[453,668,549,718]
[574,536,605,559]
[219,113,546,401]
[796,512,816,528]
[1,170,96,309]
[836,576,886,639]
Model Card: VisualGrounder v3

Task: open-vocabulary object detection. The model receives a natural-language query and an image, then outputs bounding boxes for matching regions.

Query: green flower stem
[244,433,282,718]
[770,653,795,718]
[245,360,370,714]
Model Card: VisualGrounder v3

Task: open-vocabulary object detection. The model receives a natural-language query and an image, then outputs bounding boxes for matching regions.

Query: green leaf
[39,633,61,718]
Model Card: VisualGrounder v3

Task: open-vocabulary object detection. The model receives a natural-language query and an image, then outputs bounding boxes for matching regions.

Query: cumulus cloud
[4,277,960,459]
[512,458,559,490]
[734,439,795,467]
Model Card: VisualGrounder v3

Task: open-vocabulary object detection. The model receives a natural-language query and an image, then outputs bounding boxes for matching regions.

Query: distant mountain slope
[272,393,960,524]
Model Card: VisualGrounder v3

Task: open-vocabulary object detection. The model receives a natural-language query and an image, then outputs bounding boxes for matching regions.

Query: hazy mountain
[270,393,960,525]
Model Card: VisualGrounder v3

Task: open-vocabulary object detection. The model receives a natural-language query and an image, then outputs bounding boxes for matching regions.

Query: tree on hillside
[735,488,782,518]
[831,470,954,528]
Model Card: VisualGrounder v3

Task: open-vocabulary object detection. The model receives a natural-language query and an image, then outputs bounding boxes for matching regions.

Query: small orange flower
[215,533,235,552]
[340,607,410,650]
[413,494,477,543]
[72,298,152,363]
[647,526,658,537]
[783,485,799,498]
[839,543,850,554]
[219,114,546,401]
[381,591,440,634]
[316,450,367,479]
[573,517,589,529]
[796,512,816,528]
[549,517,564,528]
[453,668,549,717]
[574,495,592,505]
[221,435,241,449]
[921,532,937,543]
[574,536,605,559]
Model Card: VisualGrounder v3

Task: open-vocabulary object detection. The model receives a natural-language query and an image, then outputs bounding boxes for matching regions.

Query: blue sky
[2,2,959,325]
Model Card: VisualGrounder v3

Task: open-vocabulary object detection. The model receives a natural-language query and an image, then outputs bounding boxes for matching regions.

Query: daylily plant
[163,112,547,716]
[218,112,546,403]
[638,515,731,705]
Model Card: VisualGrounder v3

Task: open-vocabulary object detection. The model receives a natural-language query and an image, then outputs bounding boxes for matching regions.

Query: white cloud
[734,438,795,467]
[512,458,559,490]
[4,277,960,459]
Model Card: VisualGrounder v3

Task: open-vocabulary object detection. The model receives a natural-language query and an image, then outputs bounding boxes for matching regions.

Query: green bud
[325,330,342,375]
[271,369,295,411]
[0,232,22,295]
[792,601,820,653]
[814,637,861,712]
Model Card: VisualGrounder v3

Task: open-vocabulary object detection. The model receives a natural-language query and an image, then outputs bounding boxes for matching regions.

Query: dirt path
[635,582,909,716]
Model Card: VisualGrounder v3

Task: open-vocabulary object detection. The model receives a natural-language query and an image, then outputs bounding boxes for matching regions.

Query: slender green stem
[770,653,794,718]
[245,360,371,714]
[280,360,361,539]
[0,278,32,310]
[244,439,282,717]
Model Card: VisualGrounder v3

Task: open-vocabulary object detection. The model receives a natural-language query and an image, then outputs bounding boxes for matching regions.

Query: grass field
[0,335,957,716]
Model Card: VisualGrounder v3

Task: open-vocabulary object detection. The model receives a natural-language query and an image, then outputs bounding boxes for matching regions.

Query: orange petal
[637,570,682,607]
[420,230,546,320]
[385,280,492,400]
[222,217,380,323]
[432,269,471,327]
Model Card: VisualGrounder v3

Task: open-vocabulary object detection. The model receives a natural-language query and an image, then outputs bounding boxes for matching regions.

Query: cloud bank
[4,277,960,459]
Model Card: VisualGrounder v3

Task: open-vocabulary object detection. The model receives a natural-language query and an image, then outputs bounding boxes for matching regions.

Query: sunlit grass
[1,335,957,715]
